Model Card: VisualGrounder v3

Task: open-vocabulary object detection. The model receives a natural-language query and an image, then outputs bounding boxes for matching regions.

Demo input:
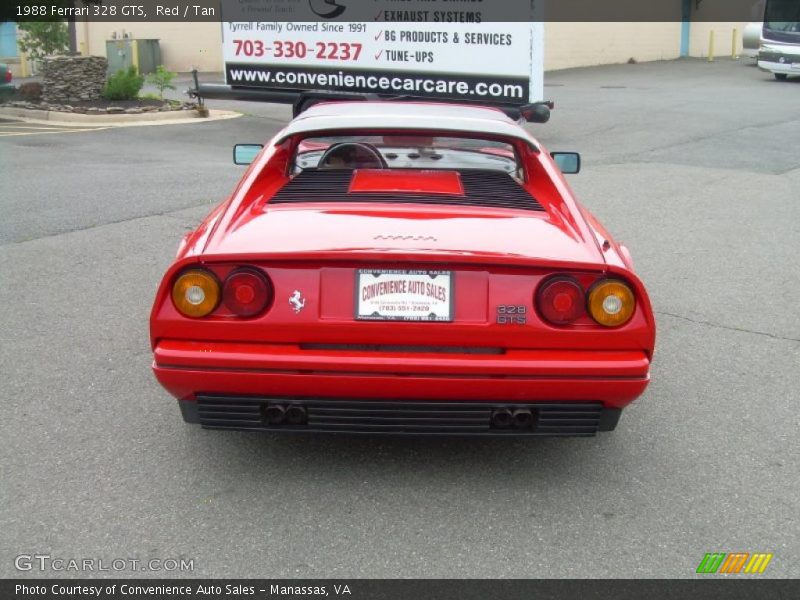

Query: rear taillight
[172,269,221,318]
[587,279,635,327]
[536,277,585,325]
[222,268,273,317]
[4,70,11,83]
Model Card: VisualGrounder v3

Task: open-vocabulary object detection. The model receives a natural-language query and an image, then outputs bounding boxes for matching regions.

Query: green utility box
[105,39,162,75]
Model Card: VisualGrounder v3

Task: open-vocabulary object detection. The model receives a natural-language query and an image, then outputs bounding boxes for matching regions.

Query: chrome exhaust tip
[285,404,308,425]
[491,408,513,429]
[512,409,534,429]
[264,404,286,425]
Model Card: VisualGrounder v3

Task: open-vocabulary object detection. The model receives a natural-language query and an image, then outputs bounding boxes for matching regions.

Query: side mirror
[233,144,263,165]
[551,152,581,174]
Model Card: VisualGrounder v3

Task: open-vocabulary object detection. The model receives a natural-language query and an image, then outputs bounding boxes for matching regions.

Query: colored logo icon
[309,0,346,19]
[696,552,773,574]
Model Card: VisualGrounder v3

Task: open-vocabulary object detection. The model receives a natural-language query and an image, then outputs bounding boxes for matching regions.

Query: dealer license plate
[355,270,454,322]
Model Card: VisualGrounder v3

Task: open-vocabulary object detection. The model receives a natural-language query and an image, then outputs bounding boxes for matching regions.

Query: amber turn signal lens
[172,269,221,318]
[588,280,635,327]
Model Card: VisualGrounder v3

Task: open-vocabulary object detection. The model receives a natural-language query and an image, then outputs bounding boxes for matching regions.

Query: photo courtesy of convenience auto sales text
[13,583,352,596]
[150,1,655,440]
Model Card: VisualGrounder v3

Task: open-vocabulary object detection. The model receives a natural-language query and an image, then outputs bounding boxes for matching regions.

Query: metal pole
[67,18,77,55]
[192,69,203,106]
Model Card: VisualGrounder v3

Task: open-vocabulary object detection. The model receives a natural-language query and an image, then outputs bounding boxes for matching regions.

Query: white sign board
[356,270,454,322]
[222,20,544,104]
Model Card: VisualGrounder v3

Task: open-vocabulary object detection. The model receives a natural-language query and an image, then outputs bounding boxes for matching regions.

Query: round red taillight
[536,277,585,325]
[222,268,272,317]
[4,70,11,83]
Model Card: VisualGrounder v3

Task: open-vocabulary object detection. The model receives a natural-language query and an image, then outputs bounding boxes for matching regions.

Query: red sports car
[150,100,655,436]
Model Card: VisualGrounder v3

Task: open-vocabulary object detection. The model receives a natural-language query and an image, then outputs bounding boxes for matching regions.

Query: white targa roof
[276,101,540,148]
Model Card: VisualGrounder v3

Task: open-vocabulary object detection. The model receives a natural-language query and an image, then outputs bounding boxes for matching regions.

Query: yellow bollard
[20,52,30,77]
[708,30,715,62]
[131,39,140,72]
[732,28,738,59]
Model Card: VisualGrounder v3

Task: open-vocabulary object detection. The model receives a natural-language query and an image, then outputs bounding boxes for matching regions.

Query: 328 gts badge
[496,305,527,325]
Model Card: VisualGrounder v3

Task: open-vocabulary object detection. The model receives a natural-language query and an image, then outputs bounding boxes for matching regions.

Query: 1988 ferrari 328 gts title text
[150,99,655,437]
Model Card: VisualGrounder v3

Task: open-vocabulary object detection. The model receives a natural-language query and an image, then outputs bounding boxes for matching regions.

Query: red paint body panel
[151,262,653,351]
[349,169,465,196]
[199,205,604,265]
[153,367,648,410]
[155,341,650,379]
[150,101,656,431]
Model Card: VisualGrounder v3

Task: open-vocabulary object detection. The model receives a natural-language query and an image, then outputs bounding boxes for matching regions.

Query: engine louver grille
[195,396,603,436]
[269,169,544,212]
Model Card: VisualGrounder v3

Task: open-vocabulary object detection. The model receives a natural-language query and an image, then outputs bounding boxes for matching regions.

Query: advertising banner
[221,2,544,104]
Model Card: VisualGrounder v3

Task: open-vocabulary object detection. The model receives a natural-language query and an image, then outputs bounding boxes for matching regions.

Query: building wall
[689,22,748,58]
[1,21,25,77]
[687,0,754,58]
[545,22,683,70]
[75,21,752,75]
[75,21,224,72]
[0,22,19,58]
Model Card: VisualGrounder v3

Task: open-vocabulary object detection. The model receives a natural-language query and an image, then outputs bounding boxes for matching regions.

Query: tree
[17,21,70,61]
[146,65,178,100]
[3,2,96,51]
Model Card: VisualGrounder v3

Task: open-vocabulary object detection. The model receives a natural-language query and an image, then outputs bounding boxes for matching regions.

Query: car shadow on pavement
[181,427,620,488]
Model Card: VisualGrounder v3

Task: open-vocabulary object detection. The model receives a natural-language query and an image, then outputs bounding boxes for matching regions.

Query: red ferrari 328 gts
[150,100,655,436]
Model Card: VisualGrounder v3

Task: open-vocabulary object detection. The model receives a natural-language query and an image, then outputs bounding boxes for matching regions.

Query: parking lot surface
[1,59,798,578]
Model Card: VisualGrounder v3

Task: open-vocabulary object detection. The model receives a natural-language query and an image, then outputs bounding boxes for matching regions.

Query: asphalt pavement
[1,58,798,578]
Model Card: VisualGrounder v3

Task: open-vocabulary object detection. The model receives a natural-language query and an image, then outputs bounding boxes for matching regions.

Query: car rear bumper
[153,340,649,435]
[180,396,622,436]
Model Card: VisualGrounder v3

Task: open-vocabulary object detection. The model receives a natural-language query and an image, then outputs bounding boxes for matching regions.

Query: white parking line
[0,127,110,137]
[0,123,87,128]
[0,122,110,136]
[0,125,91,131]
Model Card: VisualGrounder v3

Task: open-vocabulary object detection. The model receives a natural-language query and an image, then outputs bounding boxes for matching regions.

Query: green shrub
[103,67,144,101]
[145,65,177,100]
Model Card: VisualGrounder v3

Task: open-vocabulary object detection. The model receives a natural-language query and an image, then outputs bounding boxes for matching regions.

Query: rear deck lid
[205,205,604,267]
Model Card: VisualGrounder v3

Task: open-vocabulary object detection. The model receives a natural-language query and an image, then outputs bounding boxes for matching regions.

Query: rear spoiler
[188,70,553,123]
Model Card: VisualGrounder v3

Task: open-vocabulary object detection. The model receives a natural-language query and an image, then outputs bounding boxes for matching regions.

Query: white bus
[758,0,800,80]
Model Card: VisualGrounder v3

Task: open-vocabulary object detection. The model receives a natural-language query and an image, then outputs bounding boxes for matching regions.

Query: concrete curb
[0,106,242,127]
